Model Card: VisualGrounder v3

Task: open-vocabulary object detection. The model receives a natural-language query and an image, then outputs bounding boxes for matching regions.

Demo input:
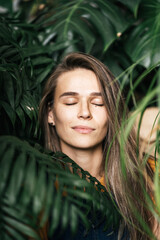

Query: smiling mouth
[72,126,95,134]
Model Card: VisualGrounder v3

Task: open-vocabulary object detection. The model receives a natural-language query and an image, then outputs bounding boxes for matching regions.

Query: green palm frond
[125,0,160,68]
[35,0,131,55]
[0,16,65,138]
[0,136,121,239]
[117,0,142,18]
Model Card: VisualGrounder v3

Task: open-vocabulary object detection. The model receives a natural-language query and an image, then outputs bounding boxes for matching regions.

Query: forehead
[55,68,101,94]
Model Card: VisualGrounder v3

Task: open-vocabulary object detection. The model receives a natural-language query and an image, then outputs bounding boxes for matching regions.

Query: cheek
[98,116,108,137]
[96,110,108,128]
[99,117,108,140]
[103,116,108,128]
[53,108,73,126]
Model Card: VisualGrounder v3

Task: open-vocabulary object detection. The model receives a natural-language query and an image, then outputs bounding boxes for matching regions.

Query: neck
[61,144,104,180]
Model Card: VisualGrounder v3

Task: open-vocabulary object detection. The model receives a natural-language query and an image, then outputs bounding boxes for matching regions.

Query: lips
[72,126,95,134]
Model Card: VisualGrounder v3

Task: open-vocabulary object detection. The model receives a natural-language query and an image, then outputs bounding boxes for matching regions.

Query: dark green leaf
[10,69,22,108]
[23,41,72,57]
[0,45,12,55]
[32,56,53,65]
[19,155,36,207]
[16,106,26,129]
[0,135,121,238]
[3,72,15,109]
[3,216,40,240]
[6,152,26,205]
[69,205,79,235]
[1,48,19,59]
[40,176,54,226]
[117,0,142,17]
[0,146,14,196]
[61,199,69,230]
[81,6,116,52]
[4,225,25,240]
[49,185,62,235]
[20,94,37,120]
[0,233,13,240]
[33,166,46,214]
[36,63,54,84]
[99,0,131,32]
[0,0,12,13]
[66,188,93,201]
[125,20,160,67]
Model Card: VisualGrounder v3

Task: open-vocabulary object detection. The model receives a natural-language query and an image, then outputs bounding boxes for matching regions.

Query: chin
[71,141,101,150]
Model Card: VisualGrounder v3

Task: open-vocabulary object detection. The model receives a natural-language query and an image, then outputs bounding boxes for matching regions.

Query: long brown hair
[39,52,153,239]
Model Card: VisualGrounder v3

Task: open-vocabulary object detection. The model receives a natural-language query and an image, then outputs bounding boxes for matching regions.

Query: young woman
[39,52,156,239]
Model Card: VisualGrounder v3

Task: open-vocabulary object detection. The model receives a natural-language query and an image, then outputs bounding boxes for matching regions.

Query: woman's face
[48,68,108,152]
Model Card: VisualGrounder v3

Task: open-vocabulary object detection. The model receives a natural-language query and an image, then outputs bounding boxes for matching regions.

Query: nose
[77,100,92,120]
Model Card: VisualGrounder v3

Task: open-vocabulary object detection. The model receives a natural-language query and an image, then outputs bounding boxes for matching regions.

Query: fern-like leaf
[0,136,121,239]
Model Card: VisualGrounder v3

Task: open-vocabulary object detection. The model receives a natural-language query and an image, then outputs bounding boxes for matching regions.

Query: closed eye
[93,103,104,107]
[65,102,77,105]
[90,97,104,107]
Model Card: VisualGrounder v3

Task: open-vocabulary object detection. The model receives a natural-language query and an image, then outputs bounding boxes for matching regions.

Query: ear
[48,110,55,126]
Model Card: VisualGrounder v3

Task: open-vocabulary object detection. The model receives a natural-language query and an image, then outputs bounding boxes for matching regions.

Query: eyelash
[93,104,104,107]
[65,103,104,106]
[65,103,77,105]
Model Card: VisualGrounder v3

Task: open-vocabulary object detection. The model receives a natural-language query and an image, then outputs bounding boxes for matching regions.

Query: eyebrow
[59,91,102,98]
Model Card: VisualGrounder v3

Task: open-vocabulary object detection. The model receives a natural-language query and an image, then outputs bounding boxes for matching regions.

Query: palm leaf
[36,0,130,54]
[117,0,142,18]
[0,136,121,239]
[125,0,160,68]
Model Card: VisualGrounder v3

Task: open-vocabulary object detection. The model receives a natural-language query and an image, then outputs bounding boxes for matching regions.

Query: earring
[49,122,54,126]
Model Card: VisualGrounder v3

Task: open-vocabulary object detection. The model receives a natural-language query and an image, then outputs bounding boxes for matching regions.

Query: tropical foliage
[0,0,160,239]
[0,136,120,239]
